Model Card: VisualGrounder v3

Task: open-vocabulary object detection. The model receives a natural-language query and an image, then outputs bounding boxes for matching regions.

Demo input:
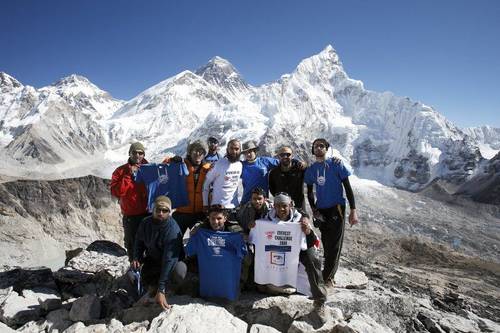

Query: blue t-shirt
[203,152,221,164]
[304,160,351,209]
[241,156,279,204]
[186,228,247,301]
[135,163,189,212]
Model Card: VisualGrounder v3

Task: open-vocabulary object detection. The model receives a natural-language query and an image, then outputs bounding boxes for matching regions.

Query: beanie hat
[187,140,207,156]
[129,142,145,154]
[274,192,292,205]
[154,196,172,210]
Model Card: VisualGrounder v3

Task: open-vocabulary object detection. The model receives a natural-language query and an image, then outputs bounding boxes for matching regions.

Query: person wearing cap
[250,192,327,306]
[269,146,307,210]
[162,140,211,235]
[202,139,243,209]
[203,136,222,165]
[110,142,149,263]
[240,140,306,205]
[305,138,359,287]
[132,196,186,310]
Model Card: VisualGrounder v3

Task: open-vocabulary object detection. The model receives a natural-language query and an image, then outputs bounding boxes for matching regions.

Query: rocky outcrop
[0,175,121,268]
[1,240,498,332]
[455,151,500,205]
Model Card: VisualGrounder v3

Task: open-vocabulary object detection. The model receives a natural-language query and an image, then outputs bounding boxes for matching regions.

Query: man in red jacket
[111,142,150,262]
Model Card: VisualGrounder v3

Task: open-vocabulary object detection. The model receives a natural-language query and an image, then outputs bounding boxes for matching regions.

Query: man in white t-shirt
[249,193,327,307]
[202,139,242,209]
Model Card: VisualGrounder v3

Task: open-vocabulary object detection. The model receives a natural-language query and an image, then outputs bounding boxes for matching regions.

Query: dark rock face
[0,175,112,219]
[0,175,122,267]
[87,240,127,257]
[439,138,484,184]
[393,150,431,186]
[352,139,390,168]
[0,268,57,293]
[455,152,500,205]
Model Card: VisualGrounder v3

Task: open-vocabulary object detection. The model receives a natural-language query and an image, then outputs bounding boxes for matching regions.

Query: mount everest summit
[0,45,499,191]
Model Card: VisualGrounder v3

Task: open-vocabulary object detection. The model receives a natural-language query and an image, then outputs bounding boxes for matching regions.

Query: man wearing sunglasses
[304,138,359,287]
[110,142,149,263]
[132,196,186,310]
[269,146,306,210]
[203,136,221,165]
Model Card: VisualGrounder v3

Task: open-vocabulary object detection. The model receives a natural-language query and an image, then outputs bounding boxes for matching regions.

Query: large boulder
[0,287,60,327]
[69,295,101,322]
[148,297,247,332]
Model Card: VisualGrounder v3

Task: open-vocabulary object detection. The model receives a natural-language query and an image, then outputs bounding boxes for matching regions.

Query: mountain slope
[0,46,491,191]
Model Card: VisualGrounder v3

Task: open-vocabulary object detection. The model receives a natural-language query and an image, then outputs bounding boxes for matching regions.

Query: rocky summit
[0,240,498,333]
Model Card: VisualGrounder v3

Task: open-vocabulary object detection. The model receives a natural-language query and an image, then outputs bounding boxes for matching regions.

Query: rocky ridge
[1,240,498,333]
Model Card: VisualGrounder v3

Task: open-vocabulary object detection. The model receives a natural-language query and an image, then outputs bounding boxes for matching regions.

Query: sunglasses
[155,208,170,213]
[132,151,145,155]
[314,144,326,149]
[279,153,291,158]
[208,140,219,144]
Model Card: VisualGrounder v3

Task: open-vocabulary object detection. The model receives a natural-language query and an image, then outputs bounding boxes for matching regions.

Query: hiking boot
[266,284,296,295]
[325,279,335,288]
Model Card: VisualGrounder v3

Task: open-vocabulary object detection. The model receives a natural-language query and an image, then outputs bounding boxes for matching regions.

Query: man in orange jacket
[163,140,211,235]
[110,142,150,262]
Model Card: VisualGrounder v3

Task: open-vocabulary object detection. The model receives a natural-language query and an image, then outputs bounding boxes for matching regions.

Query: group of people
[110,136,358,310]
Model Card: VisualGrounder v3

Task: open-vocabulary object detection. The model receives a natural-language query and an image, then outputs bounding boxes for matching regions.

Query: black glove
[171,155,183,163]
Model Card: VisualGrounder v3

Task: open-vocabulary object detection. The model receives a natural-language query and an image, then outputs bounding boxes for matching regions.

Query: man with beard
[110,142,149,263]
[304,138,359,287]
[132,196,186,310]
[162,140,211,235]
[202,139,243,209]
[269,146,306,210]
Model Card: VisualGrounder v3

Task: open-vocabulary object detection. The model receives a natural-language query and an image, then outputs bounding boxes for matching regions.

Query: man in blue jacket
[132,196,186,310]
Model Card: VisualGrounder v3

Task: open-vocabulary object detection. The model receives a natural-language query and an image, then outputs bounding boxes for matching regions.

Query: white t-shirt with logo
[249,219,306,287]
[202,157,242,208]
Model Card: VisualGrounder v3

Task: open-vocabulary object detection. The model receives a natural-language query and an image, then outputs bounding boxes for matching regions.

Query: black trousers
[122,214,149,262]
[299,247,327,301]
[318,205,346,282]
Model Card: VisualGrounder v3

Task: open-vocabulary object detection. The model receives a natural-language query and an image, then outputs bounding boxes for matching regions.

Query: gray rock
[120,304,162,325]
[69,295,101,322]
[46,308,72,332]
[335,268,369,289]
[86,240,127,257]
[148,301,247,332]
[15,319,48,333]
[0,321,16,332]
[0,267,57,291]
[67,250,128,278]
[123,321,149,333]
[333,313,394,333]
[288,306,343,333]
[249,324,281,333]
[0,289,41,326]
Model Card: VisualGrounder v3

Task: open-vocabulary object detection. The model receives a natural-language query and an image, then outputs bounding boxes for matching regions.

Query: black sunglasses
[132,151,145,155]
[279,153,291,158]
[155,208,170,213]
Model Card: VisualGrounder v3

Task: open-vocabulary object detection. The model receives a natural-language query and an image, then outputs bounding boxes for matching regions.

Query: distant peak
[0,72,23,88]
[196,56,238,76]
[194,56,249,92]
[317,44,341,64]
[52,74,92,87]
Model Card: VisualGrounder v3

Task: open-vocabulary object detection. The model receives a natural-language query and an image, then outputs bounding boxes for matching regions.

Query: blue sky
[1,0,499,127]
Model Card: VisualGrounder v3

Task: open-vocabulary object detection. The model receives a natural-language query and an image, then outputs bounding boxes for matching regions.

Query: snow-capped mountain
[0,46,493,191]
[0,72,124,165]
[463,125,500,159]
